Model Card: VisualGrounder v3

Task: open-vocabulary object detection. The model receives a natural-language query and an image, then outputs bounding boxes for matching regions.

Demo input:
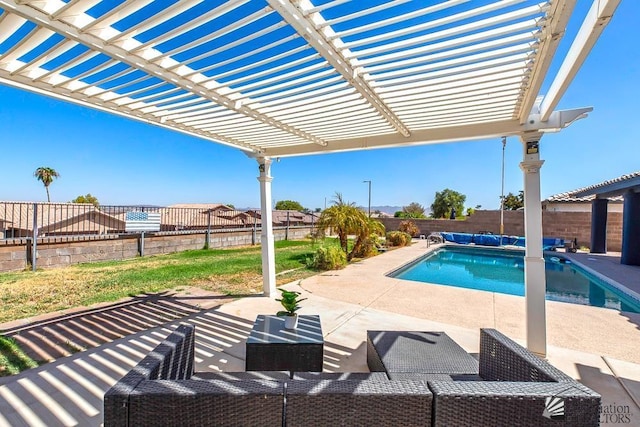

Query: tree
[71,193,99,207]
[317,193,385,261]
[430,188,466,219]
[34,167,60,202]
[275,200,305,211]
[400,202,426,218]
[503,191,524,210]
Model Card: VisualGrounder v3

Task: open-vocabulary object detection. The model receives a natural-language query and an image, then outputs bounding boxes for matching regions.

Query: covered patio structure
[574,171,640,266]
[0,0,623,358]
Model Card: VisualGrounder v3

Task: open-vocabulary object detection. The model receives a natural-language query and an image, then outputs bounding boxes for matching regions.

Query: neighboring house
[542,192,624,212]
[0,202,124,237]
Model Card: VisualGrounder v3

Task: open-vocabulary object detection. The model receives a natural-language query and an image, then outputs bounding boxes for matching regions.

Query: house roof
[572,171,640,199]
[544,171,640,203]
[0,1,620,157]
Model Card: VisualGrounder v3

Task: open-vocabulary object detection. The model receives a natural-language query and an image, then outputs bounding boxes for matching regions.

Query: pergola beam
[261,107,592,157]
[268,0,411,138]
[540,0,621,121]
[517,0,576,124]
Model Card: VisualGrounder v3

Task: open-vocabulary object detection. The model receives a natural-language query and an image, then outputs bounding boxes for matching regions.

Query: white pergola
[0,0,621,357]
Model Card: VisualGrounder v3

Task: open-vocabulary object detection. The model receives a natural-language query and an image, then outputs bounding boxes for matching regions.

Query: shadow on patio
[0,305,366,426]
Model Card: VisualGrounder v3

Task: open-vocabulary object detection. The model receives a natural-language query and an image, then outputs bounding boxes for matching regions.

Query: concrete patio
[0,240,638,426]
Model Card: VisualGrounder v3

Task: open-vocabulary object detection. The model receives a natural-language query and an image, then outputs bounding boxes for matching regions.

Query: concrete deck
[0,241,638,426]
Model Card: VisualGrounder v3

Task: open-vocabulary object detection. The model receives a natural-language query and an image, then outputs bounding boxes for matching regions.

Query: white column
[519,134,546,358]
[257,157,276,297]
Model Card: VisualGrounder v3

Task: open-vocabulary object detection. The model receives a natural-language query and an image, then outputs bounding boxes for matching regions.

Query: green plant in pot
[276,289,307,329]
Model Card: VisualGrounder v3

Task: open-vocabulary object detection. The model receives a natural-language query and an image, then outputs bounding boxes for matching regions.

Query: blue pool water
[392,246,640,313]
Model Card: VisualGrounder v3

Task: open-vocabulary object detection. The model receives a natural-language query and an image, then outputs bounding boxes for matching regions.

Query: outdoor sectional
[104,324,600,426]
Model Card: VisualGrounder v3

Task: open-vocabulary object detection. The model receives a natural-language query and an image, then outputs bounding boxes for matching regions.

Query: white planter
[284,314,298,330]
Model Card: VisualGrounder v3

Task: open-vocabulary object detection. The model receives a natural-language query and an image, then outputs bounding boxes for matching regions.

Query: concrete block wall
[0,226,314,272]
[379,210,623,251]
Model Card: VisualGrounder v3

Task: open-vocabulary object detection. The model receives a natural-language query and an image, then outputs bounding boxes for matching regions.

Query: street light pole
[363,180,372,217]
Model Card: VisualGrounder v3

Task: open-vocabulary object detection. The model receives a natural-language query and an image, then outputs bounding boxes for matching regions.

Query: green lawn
[0,239,338,324]
[0,238,346,376]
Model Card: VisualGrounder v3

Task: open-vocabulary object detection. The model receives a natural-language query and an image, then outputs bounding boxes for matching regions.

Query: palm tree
[318,193,385,261]
[34,167,60,202]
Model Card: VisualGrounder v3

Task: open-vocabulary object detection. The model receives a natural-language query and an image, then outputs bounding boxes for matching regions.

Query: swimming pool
[391,246,640,313]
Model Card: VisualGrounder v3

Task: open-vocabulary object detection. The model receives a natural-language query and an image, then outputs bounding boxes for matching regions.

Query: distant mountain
[369,205,403,215]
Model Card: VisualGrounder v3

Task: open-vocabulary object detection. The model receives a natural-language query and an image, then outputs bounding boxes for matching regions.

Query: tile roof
[544,171,640,203]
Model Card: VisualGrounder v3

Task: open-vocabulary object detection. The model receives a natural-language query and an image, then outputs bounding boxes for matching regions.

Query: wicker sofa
[104,324,600,427]
[103,324,432,426]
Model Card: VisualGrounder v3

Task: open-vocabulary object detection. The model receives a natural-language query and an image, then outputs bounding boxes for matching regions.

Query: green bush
[398,220,419,237]
[386,231,412,247]
[352,234,380,259]
[308,245,347,270]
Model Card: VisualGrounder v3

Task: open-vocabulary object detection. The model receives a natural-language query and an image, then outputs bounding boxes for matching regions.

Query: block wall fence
[0,210,624,273]
[378,210,623,252]
[0,227,312,272]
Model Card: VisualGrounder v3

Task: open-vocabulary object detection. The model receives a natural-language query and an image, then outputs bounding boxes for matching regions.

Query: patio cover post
[257,157,276,297]
[519,133,546,358]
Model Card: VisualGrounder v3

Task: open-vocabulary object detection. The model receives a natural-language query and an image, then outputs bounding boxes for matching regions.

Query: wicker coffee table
[246,315,324,377]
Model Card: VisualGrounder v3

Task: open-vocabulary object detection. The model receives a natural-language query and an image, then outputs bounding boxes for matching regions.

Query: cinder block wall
[0,226,314,272]
[379,210,623,251]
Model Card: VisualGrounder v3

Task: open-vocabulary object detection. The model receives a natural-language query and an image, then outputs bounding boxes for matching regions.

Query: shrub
[386,231,412,247]
[308,245,347,270]
[351,234,380,259]
[398,220,419,237]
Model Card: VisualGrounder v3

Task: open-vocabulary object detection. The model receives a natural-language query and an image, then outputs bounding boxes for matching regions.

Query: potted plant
[276,289,307,329]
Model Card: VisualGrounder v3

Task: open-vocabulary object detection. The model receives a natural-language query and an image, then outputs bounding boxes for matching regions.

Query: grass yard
[0,239,338,325]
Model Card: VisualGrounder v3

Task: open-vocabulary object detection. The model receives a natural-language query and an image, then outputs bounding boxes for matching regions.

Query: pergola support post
[257,157,276,296]
[519,134,546,358]
[590,198,608,254]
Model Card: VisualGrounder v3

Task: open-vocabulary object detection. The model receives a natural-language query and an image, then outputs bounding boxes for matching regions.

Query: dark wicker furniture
[245,314,324,375]
[104,325,600,427]
[367,330,479,378]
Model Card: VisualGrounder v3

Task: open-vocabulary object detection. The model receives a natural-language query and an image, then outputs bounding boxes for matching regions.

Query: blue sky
[1,1,638,212]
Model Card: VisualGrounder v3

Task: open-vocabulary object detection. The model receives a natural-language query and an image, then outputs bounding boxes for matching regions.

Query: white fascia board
[539,0,621,121]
